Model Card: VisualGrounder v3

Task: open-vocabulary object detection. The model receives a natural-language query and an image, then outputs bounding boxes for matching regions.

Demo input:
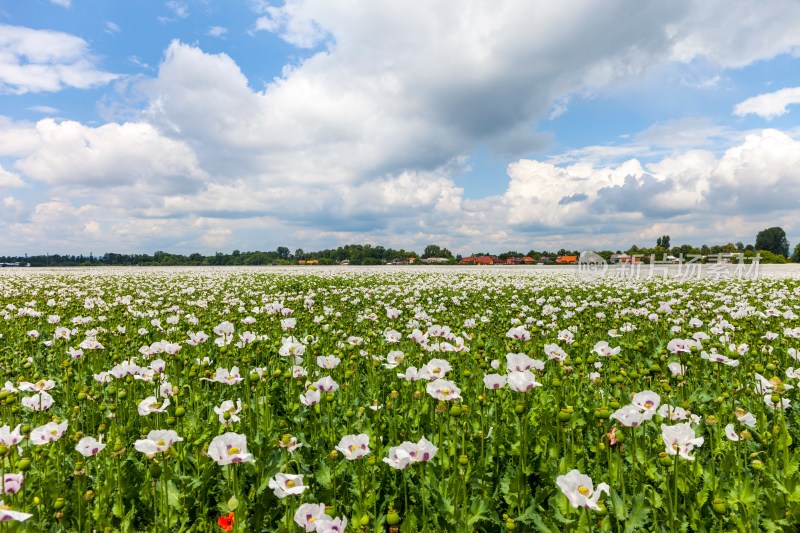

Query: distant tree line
[0,244,421,267]
[2,227,797,267]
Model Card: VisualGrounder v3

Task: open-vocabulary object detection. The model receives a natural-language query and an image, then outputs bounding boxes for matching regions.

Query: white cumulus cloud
[0,25,117,94]
[3,2,800,254]
[11,119,206,195]
[0,164,25,187]
[734,87,800,119]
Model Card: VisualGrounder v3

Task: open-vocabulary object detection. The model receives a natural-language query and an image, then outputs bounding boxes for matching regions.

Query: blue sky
[2,0,800,256]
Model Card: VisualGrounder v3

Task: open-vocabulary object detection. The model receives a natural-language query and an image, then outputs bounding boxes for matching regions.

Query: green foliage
[791,242,800,263]
[751,249,788,264]
[422,244,454,259]
[755,226,790,257]
[0,270,798,531]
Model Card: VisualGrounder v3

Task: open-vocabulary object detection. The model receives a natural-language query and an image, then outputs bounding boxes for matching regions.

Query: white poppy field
[1,266,800,532]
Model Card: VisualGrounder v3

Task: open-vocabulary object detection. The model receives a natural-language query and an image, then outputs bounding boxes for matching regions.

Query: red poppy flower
[218,512,234,532]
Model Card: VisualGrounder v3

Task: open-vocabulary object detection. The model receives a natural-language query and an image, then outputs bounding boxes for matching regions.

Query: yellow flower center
[150,402,159,409]
[228,447,240,455]
[441,388,450,395]
[644,401,653,408]
[50,429,58,435]
[578,485,590,496]
[157,440,165,446]
[286,480,295,488]
[348,444,358,453]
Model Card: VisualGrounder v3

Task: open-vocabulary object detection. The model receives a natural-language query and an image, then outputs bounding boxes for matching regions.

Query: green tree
[754,227,789,257]
[656,235,670,249]
[749,250,788,264]
[276,246,290,260]
[791,242,800,263]
[422,244,453,259]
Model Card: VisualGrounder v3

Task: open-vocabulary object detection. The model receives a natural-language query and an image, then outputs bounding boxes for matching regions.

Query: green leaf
[167,480,183,511]
[766,473,789,495]
[500,467,522,509]
[728,474,756,506]
[532,512,562,533]
[316,460,333,489]
[466,498,490,527]
[121,506,136,532]
[515,503,538,525]
[647,487,664,510]
[611,490,626,522]
[785,454,800,478]
[431,484,455,526]
[112,498,124,518]
[695,484,709,508]
[623,493,650,533]
[552,493,572,525]
[399,510,418,533]
[761,518,790,533]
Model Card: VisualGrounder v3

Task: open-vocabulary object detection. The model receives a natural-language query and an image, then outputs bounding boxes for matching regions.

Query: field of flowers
[1,266,799,532]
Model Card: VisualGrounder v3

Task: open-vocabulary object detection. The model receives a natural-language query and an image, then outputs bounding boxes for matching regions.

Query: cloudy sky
[2,0,800,256]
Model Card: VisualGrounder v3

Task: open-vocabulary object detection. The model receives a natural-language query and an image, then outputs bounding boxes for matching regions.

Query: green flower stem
[284,499,292,531]
[519,395,529,515]
[402,469,409,516]
[754,470,760,533]
[671,453,679,533]
[357,458,366,518]
[631,428,637,483]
